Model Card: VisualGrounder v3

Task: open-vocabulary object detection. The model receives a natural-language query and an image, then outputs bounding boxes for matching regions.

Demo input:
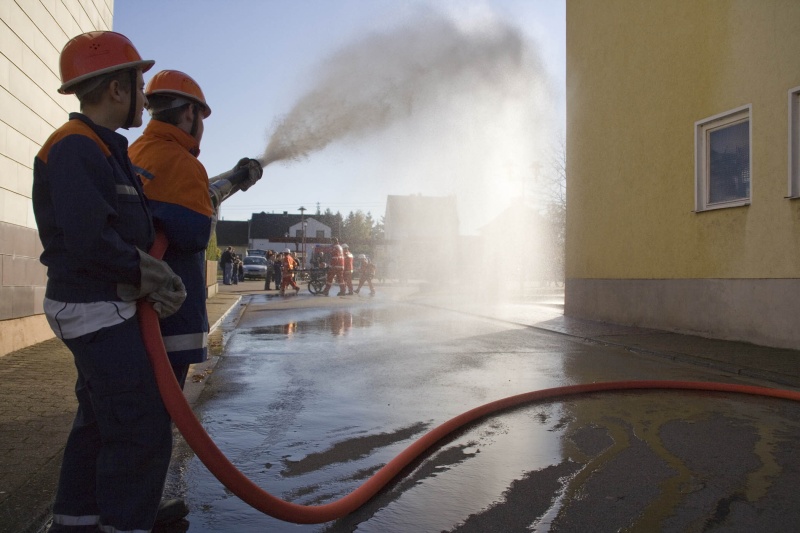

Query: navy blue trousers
[49,317,172,532]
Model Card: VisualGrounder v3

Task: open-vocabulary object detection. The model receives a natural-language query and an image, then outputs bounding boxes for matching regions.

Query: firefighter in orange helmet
[35,31,185,533]
[322,237,346,296]
[128,69,262,524]
[342,244,355,295]
[280,248,301,295]
[130,69,263,383]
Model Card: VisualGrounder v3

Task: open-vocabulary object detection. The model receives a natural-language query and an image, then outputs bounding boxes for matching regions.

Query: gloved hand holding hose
[117,248,187,318]
[233,157,263,191]
[208,157,264,209]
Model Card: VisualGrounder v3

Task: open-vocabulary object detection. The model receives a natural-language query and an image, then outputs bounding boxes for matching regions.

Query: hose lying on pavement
[138,232,800,524]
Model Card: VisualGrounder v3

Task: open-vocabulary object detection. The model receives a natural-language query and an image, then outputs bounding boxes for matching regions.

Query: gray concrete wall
[565,278,800,350]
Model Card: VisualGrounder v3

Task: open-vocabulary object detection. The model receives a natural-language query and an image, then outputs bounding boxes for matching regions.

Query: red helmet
[145,70,211,117]
[58,31,154,95]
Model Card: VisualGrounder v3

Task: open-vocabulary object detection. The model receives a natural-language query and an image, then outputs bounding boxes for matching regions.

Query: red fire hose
[138,232,800,524]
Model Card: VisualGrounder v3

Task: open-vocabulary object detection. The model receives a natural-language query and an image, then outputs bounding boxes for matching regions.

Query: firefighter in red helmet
[35,31,186,532]
[322,238,346,296]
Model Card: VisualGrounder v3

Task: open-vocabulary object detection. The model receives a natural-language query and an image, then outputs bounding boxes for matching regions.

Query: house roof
[250,212,303,239]
[249,212,332,240]
[215,220,249,246]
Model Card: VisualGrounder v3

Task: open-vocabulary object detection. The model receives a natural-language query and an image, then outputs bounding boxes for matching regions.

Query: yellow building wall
[567,0,800,280]
[566,0,800,349]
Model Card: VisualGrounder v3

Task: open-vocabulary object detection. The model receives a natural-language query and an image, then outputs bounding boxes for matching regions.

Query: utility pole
[299,206,306,268]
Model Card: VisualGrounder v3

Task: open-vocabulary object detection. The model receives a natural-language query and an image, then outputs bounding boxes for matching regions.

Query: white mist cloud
[261,8,557,233]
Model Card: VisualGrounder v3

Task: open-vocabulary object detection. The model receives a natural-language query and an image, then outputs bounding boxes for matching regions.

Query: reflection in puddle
[246,308,375,338]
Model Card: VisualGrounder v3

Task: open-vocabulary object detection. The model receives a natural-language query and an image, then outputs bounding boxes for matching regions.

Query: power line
[223,203,385,208]
[220,203,385,212]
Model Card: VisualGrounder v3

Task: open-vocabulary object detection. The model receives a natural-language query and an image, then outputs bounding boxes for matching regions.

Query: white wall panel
[0,118,39,170]
[0,20,24,65]
[0,188,29,227]
[40,1,84,41]
[18,1,70,51]
[6,61,67,131]
[6,5,62,80]
[1,88,49,148]
[63,0,95,34]
[0,0,114,325]
[0,152,30,200]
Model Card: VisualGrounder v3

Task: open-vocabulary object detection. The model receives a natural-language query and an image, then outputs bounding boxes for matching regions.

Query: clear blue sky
[114,1,565,233]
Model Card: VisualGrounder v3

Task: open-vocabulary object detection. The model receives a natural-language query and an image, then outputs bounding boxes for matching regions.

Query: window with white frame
[789,87,800,198]
[695,105,751,212]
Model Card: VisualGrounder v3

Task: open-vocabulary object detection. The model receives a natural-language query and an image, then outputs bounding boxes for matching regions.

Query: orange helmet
[58,31,154,95]
[145,70,211,117]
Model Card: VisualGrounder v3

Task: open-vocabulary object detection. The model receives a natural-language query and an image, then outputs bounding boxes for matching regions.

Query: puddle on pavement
[170,301,566,532]
[174,390,800,532]
[173,402,566,533]
[245,308,370,338]
[165,301,800,532]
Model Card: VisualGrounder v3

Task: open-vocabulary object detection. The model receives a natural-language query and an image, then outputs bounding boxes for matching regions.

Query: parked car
[242,255,268,279]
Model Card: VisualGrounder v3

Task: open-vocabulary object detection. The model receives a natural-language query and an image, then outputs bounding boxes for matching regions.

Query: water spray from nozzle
[258,13,546,170]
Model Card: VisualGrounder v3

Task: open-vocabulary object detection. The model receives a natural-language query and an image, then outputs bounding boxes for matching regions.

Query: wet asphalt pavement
[158,285,800,532]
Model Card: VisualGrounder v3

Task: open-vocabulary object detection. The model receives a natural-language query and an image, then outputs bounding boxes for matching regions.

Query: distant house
[566,2,800,349]
[214,220,249,258]
[383,195,459,281]
[217,212,331,267]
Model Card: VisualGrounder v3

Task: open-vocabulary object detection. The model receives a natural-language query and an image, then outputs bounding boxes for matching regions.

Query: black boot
[155,499,190,525]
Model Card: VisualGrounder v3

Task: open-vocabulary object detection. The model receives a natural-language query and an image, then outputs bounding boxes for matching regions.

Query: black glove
[234,158,263,191]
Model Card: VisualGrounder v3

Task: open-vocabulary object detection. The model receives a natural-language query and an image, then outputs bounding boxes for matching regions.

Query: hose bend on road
[138,232,800,524]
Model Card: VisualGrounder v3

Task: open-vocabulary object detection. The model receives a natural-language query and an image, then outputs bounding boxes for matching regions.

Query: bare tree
[543,134,566,210]
[537,134,566,284]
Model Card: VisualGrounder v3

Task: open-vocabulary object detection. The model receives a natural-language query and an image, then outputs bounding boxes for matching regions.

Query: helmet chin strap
[121,69,136,130]
[189,104,200,138]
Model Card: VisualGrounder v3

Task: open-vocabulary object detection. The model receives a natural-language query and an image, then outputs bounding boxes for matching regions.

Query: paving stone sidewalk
[0,292,242,533]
